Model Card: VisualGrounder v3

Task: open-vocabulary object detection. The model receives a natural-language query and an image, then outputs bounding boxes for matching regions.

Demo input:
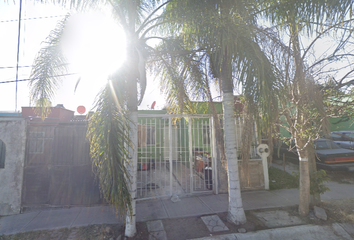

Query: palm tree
[162,0,277,225]
[261,0,354,216]
[29,1,169,237]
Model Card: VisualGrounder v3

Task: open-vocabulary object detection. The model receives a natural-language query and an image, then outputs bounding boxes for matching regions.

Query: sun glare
[62,11,126,90]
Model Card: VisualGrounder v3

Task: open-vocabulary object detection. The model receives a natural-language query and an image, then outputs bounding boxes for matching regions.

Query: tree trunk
[290,19,311,217]
[308,142,321,206]
[205,81,228,193]
[221,49,246,224]
[223,92,247,224]
[125,3,138,235]
[298,152,310,216]
[125,61,138,237]
[125,111,138,237]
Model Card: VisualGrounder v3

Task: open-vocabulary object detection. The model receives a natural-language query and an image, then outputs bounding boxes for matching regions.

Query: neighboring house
[0,112,26,216]
[21,105,100,207]
[1,99,268,214]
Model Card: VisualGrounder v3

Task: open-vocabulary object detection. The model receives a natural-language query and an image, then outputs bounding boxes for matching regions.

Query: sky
[2,2,349,115]
[0,1,166,114]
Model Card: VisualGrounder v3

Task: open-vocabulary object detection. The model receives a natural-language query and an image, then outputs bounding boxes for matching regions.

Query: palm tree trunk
[221,51,246,224]
[125,59,138,236]
[205,81,228,193]
[125,111,138,237]
[125,2,138,235]
[223,91,247,224]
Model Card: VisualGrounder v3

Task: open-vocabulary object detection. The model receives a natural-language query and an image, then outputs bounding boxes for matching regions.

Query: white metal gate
[136,114,216,200]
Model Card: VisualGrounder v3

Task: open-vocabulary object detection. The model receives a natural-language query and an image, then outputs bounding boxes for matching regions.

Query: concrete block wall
[0,119,26,216]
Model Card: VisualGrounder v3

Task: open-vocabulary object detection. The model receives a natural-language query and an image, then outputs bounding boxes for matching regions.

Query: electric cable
[0,73,79,84]
[0,65,32,69]
[0,14,66,23]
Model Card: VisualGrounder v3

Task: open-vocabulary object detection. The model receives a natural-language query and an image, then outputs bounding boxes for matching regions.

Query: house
[21,105,100,208]
[0,112,26,216]
[0,99,268,215]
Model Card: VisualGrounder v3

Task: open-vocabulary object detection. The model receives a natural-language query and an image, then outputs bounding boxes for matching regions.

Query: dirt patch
[0,228,71,240]
[0,223,148,240]
[320,198,354,223]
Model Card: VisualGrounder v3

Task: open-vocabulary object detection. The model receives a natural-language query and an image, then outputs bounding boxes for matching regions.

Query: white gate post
[256,144,270,190]
[210,116,218,194]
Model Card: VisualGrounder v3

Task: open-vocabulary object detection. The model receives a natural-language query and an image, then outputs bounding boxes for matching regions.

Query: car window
[315,140,340,150]
[345,133,354,140]
[329,133,342,140]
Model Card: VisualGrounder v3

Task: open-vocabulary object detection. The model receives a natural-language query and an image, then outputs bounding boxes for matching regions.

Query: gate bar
[188,117,193,193]
[169,117,173,196]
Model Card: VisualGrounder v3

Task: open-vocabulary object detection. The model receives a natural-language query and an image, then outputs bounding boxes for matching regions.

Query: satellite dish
[151,101,156,109]
[77,105,86,114]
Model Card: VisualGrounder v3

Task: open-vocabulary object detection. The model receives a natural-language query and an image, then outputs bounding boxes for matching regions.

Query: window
[203,125,210,145]
[29,132,45,154]
[138,125,155,147]
[0,139,5,168]
[329,133,342,140]
[345,133,354,140]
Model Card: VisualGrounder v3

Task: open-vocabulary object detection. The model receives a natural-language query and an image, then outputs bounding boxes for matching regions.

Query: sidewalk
[1,162,354,239]
[0,190,298,235]
[1,182,354,236]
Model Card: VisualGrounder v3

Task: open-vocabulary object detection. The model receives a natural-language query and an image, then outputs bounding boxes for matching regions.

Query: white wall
[0,119,26,216]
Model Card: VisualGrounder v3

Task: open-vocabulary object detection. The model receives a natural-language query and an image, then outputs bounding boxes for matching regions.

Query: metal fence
[136,114,217,200]
[136,113,260,200]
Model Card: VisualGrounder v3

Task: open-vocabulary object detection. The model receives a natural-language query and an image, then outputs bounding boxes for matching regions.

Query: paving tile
[73,206,120,226]
[162,197,212,218]
[339,222,354,237]
[21,208,82,232]
[201,215,229,232]
[0,211,39,235]
[198,194,228,213]
[136,200,168,222]
[252,210,305,228]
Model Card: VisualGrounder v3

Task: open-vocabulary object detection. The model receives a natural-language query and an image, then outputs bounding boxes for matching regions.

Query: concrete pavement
[189,224,354,240]
[1,161,354,239]
[0,190,300,235]
[1,180,353,236]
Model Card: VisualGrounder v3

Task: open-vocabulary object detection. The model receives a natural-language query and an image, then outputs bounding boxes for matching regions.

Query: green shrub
[268,167,299,190]
[293,169,330,195]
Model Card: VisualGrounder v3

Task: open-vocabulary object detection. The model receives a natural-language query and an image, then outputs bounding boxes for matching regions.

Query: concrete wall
[0,119,26,216]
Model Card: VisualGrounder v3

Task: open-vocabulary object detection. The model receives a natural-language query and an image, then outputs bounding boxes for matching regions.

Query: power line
[0,65,32,69]
[0,73,79,84]
[0,14,65,23]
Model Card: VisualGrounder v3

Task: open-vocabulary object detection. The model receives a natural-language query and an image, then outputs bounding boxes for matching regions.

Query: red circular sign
[77,105,86,114]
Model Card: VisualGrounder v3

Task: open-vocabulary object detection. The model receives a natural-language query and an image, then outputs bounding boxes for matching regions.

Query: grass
[269,166,299,190]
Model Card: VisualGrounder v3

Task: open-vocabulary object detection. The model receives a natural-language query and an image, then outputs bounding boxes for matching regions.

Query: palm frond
[29,14,70,119]
[87,80,132,219]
